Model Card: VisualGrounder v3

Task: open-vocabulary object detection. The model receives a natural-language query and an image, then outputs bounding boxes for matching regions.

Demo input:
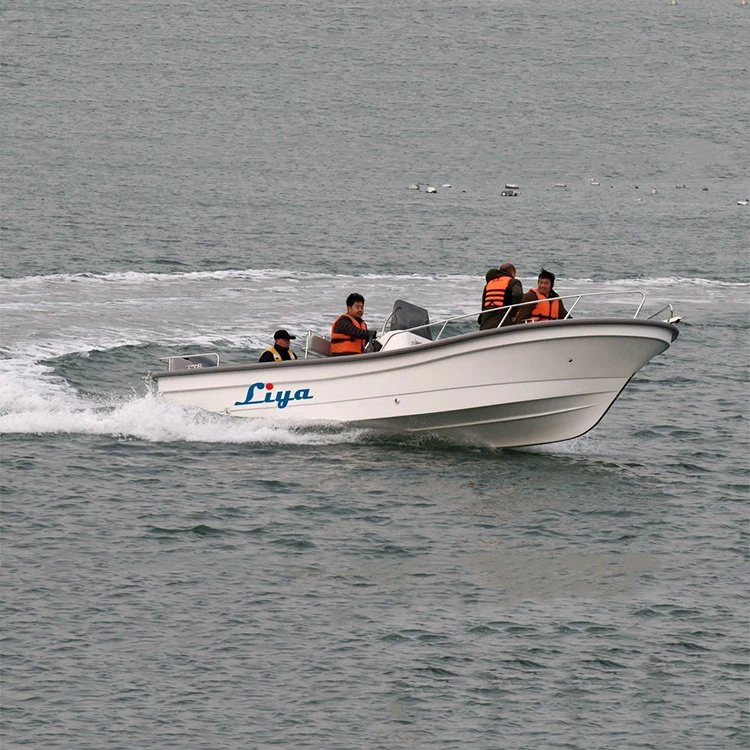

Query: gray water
[1,1,749,748]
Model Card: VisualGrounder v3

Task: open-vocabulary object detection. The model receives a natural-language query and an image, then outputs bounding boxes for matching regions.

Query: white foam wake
[0,390,362,445]
[1,268,746,290]
[0,361,361,445]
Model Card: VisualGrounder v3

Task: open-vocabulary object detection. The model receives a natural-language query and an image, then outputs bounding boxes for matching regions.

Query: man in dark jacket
[331,293,377,355]
[478,262,524,329]
[259,329,298,362]
[515,268,569,324]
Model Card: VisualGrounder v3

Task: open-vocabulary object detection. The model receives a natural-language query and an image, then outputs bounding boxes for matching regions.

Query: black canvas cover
[390,300,433,340]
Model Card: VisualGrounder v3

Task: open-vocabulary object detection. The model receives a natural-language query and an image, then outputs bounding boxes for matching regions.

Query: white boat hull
[152,319,678,448]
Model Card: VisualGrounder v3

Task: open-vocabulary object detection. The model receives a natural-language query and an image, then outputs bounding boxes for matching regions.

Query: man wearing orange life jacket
[478,262,524,330]
[515,268,569,324]
[331,292,376,356]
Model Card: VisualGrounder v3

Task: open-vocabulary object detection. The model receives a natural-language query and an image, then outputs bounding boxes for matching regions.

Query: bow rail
[380,290,676,346]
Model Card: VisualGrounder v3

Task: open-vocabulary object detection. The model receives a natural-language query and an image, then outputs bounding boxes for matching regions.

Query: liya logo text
[234,382,314,410]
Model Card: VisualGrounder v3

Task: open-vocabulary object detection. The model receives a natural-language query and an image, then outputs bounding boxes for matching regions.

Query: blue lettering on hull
[234,382,314,409]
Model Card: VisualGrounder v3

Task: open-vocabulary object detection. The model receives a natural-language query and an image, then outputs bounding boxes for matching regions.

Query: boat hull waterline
[151,319,679,448]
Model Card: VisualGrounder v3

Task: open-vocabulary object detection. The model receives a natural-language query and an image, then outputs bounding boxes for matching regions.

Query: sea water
[1,1,749,748]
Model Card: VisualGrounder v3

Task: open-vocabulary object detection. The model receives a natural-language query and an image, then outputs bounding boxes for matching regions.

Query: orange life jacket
[528,288,561,321]
[482,275,513,309]
[330,314,367,355]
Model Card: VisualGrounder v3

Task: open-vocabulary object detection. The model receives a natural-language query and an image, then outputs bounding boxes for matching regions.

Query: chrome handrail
[303,291,671,357]
[646,303,674,320]
[385,290,653,342]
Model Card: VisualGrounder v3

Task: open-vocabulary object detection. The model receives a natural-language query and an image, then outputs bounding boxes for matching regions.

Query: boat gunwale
[150,317,679,381]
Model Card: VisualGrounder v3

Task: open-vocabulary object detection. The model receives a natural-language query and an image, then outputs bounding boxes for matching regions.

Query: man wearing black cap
[259,329,298,362]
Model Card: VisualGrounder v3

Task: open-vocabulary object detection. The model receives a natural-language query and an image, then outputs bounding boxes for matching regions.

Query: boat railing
[301,291,677,358]
[645,302,679,323]
[383,290,667,344]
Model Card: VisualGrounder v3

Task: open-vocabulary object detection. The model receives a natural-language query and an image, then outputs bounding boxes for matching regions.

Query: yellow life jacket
[262,346,297,361]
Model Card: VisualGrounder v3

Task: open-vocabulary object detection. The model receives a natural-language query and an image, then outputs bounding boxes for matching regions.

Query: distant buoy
[590,179,600,186]
[670,0,677,6]
[675,183,687,189]
[425,185,437,193]
[651,187,658,195]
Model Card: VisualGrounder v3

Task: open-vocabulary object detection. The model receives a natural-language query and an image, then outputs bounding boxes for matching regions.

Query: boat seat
[305,333,332,358]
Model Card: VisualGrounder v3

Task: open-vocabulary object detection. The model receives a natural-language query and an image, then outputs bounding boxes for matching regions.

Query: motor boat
[150,292,681,448]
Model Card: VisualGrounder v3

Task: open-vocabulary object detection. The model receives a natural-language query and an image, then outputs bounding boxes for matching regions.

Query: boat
[150,292,681,449]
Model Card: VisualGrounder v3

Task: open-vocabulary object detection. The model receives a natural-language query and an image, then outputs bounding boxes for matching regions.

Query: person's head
[537,268,555,295]
[273,329,296,347]
[346,292,365,319]
[486,268,502,282]
[499,262,517,278]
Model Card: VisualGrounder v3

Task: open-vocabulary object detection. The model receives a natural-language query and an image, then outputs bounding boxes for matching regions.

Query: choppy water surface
[2,1,749,748]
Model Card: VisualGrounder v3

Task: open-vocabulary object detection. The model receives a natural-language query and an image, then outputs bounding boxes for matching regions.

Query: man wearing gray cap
[259,329,298,362]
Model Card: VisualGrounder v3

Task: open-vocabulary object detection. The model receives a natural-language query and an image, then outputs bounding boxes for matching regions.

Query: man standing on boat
[478,262,523,329]
[515,268,569,324]
[258,329,298,362]
[331,293,376,355]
